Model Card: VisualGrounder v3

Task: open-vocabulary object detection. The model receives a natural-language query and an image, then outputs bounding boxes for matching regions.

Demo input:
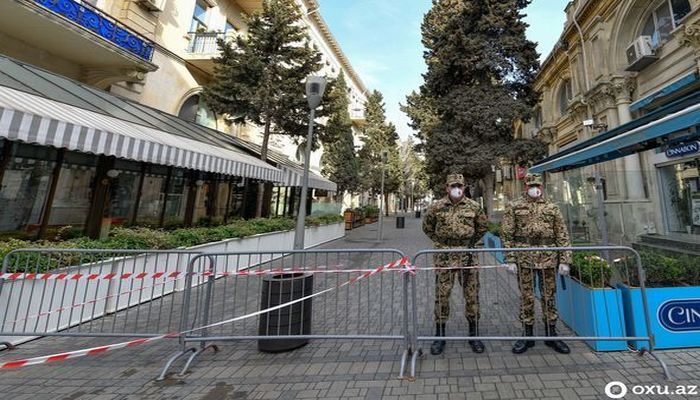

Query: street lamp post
[377,150,387,242]
[293,76,327,250]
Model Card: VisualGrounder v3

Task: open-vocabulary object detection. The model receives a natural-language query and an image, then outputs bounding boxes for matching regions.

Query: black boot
[467,319,485,353]
[430,323,446,355]
[512,325,535,354]
[544,324,570,354]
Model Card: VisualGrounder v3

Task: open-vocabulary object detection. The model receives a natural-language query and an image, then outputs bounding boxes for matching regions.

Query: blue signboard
[665,141,700,158]
[658,299,700,332]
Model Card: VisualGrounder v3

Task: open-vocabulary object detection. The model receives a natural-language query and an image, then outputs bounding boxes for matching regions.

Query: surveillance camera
[583,119,595,127]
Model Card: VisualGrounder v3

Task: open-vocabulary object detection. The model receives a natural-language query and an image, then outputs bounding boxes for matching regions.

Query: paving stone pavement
[0,215,698,399]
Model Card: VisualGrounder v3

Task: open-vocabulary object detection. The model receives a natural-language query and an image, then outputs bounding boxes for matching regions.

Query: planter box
[555,275,628,351]
[0,222,345,347]
[482,233,505,263]
[619,284,700,350]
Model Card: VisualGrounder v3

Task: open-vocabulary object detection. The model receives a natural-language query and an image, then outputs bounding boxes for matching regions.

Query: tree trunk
[255,120,272,218]
[384,192,389,216]
[482,171,495,219]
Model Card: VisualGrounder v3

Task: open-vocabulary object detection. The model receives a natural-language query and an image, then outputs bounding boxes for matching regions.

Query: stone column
[613,78,646,199]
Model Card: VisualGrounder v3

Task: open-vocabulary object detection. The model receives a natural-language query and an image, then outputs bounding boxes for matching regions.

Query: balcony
[184,31,236,75]
[0,0,157,77]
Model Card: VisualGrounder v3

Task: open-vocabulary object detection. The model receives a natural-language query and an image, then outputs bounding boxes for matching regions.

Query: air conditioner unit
[136,0,165,12]
[625,36,658,72]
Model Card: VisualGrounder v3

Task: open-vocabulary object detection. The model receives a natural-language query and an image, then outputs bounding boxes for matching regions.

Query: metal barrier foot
[646,350,673,381]
[409,347,422,380]
[179,344,219,377]
[0,342,16,351]
[157,347,197,381]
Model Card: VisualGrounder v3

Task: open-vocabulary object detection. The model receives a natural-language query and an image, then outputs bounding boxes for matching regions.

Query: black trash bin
[396,216,405,229]
[415,210,421,218]
[258,272,313,352]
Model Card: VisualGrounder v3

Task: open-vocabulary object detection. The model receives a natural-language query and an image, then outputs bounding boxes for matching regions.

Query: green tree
[358,91,401,215]
[412,0,541,215]
[202,0,323,217]
[320,72,359,197]
[398,139,429,210]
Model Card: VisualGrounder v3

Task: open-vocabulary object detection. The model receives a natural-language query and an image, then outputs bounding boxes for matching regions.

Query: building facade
[0,0,366,239]
[512,0,699,255]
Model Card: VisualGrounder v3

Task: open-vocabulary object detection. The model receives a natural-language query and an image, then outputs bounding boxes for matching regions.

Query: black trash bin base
[258,272,313,353]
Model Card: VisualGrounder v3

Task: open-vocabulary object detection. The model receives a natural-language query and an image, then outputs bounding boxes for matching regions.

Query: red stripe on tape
[103,273,116,280]
[152,272,164,279]
[87,274,99,280]
[1,360,28,369]
[46,354,70,363]
[87,347,110,355]
[135,273,148,279]
[71,274,83,280]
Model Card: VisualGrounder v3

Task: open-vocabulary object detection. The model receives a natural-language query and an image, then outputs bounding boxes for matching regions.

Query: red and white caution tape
[0,264,413,281]
[0,257,410,370]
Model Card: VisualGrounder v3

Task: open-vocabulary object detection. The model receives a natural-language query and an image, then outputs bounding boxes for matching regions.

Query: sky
[318,0,571,140]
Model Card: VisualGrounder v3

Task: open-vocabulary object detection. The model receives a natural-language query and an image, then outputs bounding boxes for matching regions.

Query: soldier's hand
[503,263,517,274]
[558,263,570,276]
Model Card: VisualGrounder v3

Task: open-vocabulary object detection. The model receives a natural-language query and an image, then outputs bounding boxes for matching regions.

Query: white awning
[278,166,337,192]
[0,86,283,182]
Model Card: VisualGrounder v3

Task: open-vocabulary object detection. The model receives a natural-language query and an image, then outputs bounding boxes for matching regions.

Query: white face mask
[527,186,543,199]
[449,187,464,200]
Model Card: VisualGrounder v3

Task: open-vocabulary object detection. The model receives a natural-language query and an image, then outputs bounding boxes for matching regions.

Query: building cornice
[301,0,368,94]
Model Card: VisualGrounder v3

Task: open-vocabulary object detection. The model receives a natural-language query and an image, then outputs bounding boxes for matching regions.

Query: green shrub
[487,221,501,237]
[571,251,611,288]
[0,214,342,272]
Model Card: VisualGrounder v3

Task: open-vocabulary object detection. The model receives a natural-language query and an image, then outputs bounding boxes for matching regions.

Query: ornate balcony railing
[33,0,155,62]
[186,31,236,55]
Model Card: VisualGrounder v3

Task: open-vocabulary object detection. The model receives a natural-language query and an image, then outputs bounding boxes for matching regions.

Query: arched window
[641,0,691,47]
[177,94,217,129]
[558,80,573,116]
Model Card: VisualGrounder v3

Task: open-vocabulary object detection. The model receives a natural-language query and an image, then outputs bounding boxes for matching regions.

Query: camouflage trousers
[517,266,558,325]
[434,266,480,323]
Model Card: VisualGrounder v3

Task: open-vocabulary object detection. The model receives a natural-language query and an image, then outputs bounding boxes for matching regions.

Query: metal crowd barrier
[0,246,673,382]
[405,246,670,380]
[0,249,204,347]
[159,249,411,380]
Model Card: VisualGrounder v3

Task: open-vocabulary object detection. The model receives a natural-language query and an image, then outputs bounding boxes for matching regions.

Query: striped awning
[278,166,337,192]
[0,86,283,182]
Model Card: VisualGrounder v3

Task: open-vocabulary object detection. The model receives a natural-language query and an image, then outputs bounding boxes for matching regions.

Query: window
[177,94,217,129]
[558,80,573,116]
[534,107,543,129]
[642,0,691,47]
[190,0,208,32]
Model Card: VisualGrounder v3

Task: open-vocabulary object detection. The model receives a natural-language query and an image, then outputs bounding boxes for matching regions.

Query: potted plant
[554,251,628,351]
[343,208,355,230]
[618,249,700,350]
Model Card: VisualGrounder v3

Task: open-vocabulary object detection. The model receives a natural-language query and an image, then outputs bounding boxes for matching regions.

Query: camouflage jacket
[422,196,488,249]
[501,196,572,268]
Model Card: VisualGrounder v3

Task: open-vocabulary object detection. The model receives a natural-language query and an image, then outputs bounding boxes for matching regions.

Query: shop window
[0,144,57,237]
[659,159,699,234]
[47,151,98,235]
[641,0,691,48]
[162,168,188,227]
[558,80,572,116]
[136,166,168,227]
[109,160,143,226]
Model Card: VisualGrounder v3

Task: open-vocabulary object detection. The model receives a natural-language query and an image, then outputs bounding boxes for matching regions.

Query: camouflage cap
[524,173,543,186]
[446,173,465,186]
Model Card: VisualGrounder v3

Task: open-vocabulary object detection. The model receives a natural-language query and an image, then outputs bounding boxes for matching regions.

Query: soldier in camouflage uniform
[501,173,571,354]
[422,173,488,355]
